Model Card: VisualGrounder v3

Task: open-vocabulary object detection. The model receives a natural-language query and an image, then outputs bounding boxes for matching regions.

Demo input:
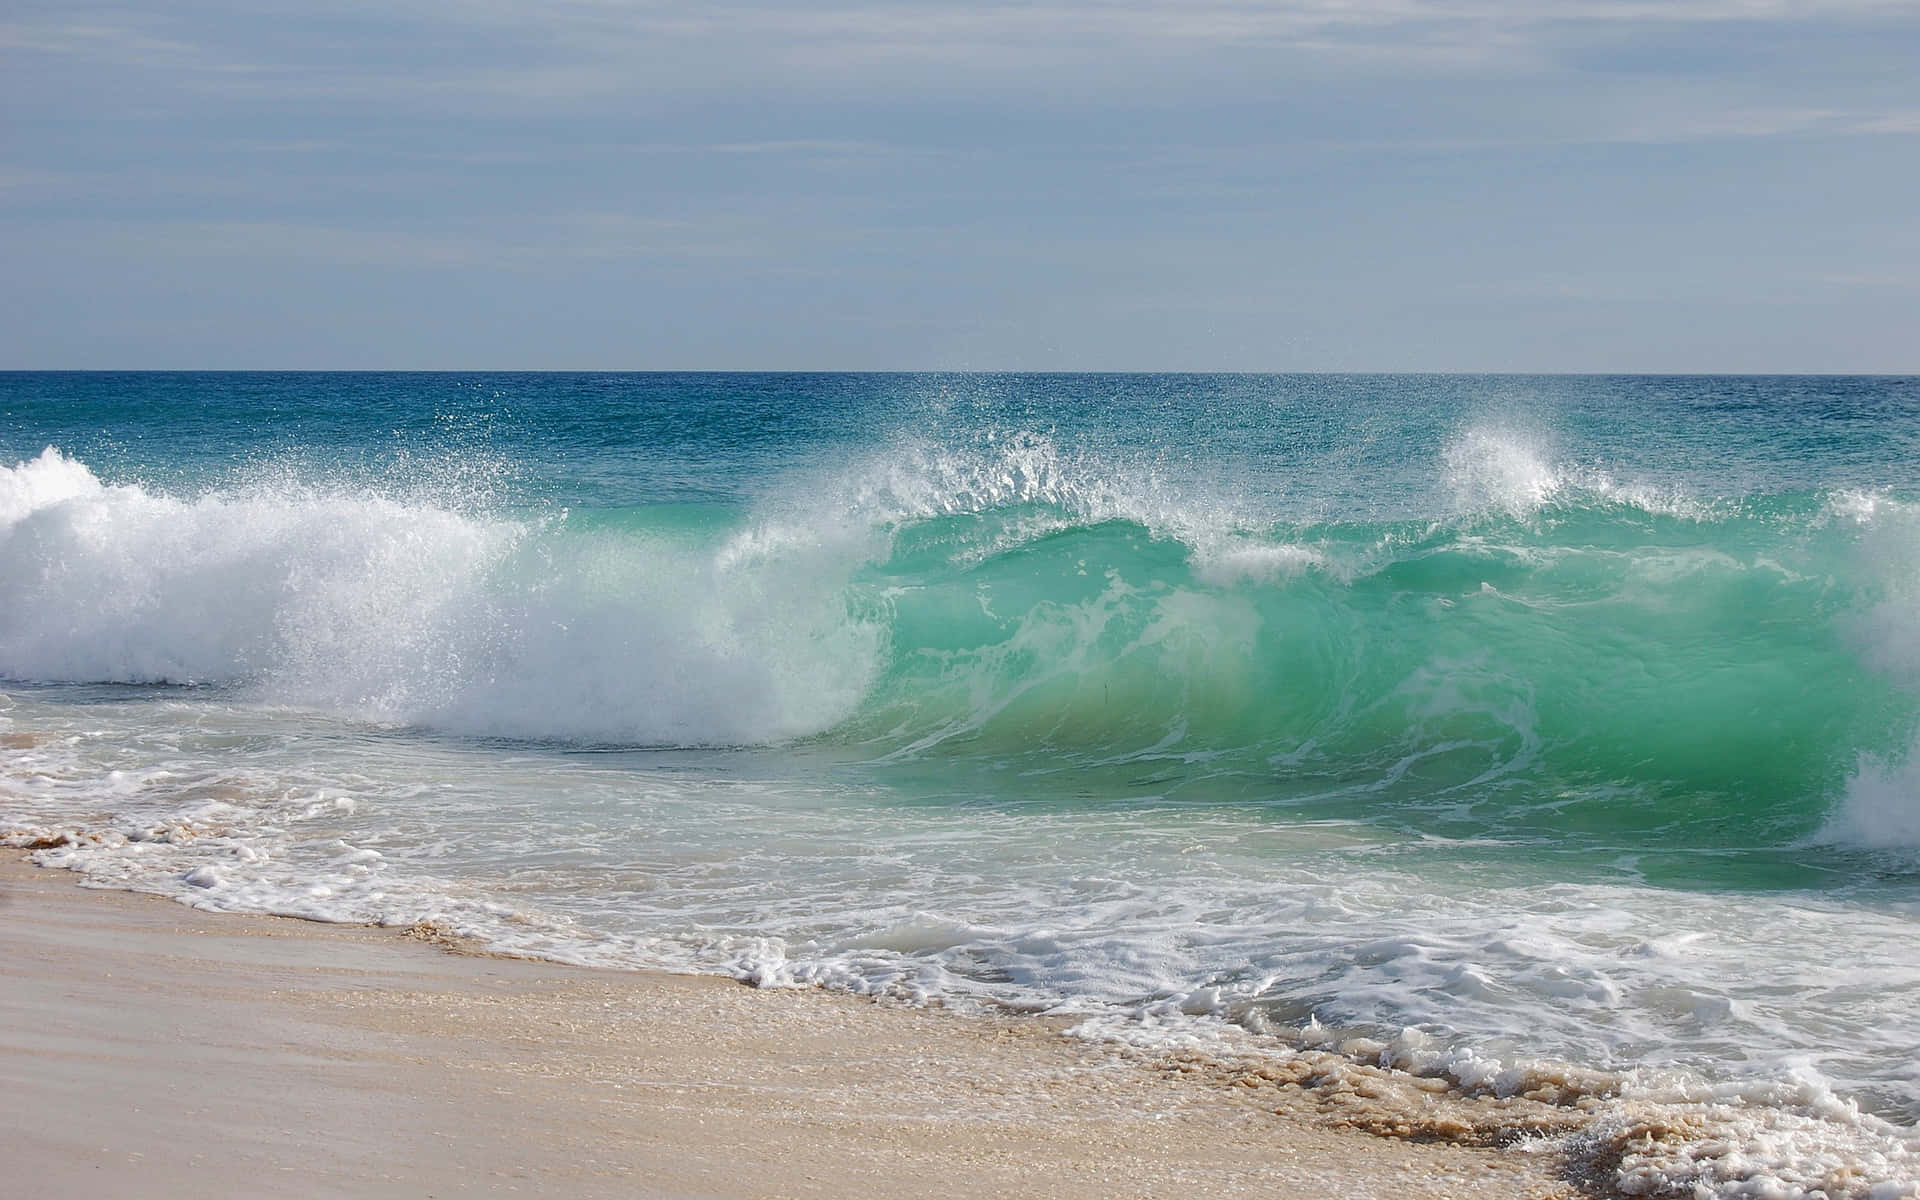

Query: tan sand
[0,854,1583,1199]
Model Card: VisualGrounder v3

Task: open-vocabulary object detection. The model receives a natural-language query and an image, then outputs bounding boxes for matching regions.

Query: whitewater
[3,372,1919,1197]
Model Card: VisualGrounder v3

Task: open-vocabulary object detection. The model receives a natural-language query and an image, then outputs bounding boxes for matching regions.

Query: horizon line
[5,368,1918,378]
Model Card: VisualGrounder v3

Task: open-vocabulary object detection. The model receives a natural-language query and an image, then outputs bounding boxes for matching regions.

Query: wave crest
[0,448,879,745]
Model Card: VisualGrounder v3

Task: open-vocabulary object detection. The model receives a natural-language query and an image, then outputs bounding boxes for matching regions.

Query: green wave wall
[821,493,1912,854]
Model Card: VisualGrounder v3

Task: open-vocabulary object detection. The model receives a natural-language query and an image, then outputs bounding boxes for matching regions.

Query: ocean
[4,372,1918,1195]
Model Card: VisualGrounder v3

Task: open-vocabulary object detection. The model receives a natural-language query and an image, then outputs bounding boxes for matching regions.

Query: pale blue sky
[4,1,1917,370]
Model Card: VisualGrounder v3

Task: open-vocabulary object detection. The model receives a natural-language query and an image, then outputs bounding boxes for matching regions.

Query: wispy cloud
[3,0,1916,369]
[1817,271,1920,291]
[1600,106,1920,143]
[0,19,200,62]
[0,167,76,192]
[10,1,1916,98]
[16,213,766,268]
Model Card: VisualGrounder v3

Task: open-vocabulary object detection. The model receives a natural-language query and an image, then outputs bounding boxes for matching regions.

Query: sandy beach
[0,853,1584,1199]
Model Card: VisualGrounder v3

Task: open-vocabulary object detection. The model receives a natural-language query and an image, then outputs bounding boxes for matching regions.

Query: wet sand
[1,854,1582,1199]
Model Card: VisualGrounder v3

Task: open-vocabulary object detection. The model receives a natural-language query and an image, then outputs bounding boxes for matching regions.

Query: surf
[5,438,1919,862]
[6,375,1920,1197]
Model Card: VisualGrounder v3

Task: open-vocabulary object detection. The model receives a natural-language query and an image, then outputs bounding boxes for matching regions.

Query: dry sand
[1,854,1585,1199]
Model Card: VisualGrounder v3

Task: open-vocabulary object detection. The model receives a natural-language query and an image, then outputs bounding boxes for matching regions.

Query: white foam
[1440,424,1713,522]
[1580,1089,1919,1199]
[1443,426,1563,517]
[1191,540,1325,585]
[0,448,879,745]
[1827,750,1920,852]
[1821,490,1920,852]
[0,446,104,523]
[819,430,1274,571]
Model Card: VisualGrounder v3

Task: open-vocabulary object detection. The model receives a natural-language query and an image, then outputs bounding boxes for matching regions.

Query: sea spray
[1818,492,1920,856]
[0,449,883,743]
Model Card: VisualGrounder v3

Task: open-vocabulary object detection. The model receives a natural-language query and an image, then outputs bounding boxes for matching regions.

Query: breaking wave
[3,437,1919,852]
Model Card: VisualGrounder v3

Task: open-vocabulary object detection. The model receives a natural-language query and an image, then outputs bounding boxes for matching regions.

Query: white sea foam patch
[0,445,104,522]
[1579,1095,1920,1200]
[1840,491,1920,684]
[1190,539,1325,586]
[1823,491,1920,853]
[838,430,1164,525]
[1829,750,1920,853]
[0,448,879,745]
[794,429,1338,586]
[0,446,510,688]
[1441,425,1713,523]
[431,521,883,745]
[822,429,1260,553]
[1444,425,1564,517]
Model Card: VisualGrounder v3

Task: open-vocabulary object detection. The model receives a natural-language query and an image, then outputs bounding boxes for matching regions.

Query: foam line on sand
[0,855,1578,1199]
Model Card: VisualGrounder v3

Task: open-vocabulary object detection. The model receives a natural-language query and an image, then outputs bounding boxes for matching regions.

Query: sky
[2,1,1917,371]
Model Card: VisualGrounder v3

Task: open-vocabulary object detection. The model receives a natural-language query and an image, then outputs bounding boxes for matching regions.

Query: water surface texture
[5,373,1919,1190]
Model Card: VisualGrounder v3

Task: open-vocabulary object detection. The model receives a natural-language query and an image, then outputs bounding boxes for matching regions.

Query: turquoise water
[4,373,1919,1191]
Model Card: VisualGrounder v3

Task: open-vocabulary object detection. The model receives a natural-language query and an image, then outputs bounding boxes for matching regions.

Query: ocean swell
[4,442,1920,851]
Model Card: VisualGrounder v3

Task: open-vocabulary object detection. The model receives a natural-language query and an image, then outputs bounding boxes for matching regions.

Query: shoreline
[0,853,1583,1199]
